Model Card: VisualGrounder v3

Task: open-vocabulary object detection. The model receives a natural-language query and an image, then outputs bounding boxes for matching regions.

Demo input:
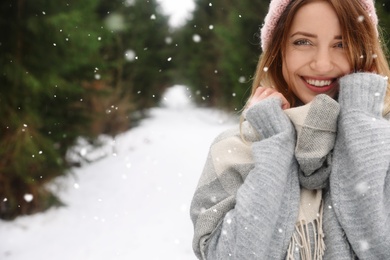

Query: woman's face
[282,1,352,104]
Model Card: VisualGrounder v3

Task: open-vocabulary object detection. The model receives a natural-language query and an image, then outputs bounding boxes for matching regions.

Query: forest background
[1,0,390,220]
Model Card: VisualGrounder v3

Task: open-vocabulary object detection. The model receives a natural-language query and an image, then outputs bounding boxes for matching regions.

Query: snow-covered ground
[0,85,238,260]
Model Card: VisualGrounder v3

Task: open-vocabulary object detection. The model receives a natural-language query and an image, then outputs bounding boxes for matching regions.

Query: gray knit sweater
[190,73,390,259]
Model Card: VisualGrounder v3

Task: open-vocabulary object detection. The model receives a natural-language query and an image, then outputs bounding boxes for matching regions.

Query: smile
[305,79,332,87]
[302,77,337,93]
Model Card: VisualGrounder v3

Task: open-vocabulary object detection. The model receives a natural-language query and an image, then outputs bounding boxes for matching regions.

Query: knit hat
[260,0,378,51]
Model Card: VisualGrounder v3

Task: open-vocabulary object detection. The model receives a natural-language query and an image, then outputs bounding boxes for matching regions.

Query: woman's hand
[248,86,290,110]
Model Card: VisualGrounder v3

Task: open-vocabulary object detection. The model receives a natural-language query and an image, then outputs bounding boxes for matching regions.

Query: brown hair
[247,0,390,114]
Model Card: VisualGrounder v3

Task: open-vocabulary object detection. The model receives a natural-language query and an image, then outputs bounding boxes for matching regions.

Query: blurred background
[0,0,390,259]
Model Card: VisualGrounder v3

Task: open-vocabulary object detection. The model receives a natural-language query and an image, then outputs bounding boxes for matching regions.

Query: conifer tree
[0,0,173,220]
[99,0,172,112]
[376,0,390,52]
[213,0,268,110]
[173,0,223,106]
[0,0,108,219]
[173,0,268,109]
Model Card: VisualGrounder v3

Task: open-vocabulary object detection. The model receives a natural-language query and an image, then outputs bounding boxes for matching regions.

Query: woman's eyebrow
[291,31,343,40]
[290,31,317,38]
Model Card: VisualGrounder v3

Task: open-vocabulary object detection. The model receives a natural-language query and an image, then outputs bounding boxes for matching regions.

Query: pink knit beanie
[260,0,378,51]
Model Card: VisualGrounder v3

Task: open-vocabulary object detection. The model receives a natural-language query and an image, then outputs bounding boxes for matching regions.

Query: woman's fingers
[248,87,290,110]
[248,87,270,107]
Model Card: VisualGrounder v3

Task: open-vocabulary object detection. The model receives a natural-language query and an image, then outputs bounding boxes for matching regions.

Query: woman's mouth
[302,77,337,93]
[305,78,332,87]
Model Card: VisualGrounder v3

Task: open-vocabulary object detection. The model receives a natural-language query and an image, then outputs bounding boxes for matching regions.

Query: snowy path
[0,86,237,260]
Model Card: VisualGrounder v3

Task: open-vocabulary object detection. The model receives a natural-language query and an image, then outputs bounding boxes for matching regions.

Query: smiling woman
[190,0,390,259]
[156,0,195,27]
[282,1,351,104]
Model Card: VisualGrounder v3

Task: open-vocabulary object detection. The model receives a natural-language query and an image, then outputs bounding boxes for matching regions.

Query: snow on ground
[0,85,238,260]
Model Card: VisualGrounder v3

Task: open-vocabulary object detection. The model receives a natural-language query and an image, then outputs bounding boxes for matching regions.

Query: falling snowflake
[24,194,34,202]
[165,37,172,44]
[239,76,246,83]
[125,49,136,62]
[192,34,201,43]
[359,240,370,251]
[355,182,369,194]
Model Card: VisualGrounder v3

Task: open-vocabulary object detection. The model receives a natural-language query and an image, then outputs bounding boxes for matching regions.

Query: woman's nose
[310,48,334,73]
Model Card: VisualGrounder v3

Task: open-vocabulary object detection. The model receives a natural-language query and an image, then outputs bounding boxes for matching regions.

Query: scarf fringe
[286,201,325,260]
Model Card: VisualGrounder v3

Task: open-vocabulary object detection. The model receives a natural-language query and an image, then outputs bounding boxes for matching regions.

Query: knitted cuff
[302,94,340,132]
[338,72,387,116]
[245,97,292,139]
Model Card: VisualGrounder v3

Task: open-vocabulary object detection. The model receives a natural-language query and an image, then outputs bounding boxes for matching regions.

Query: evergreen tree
[377,0,390,53]
[173,0,268,109]
[99,0,172,112]
[213,0,268,110]
[0,0,108,219]
[173,0,223,106]
[0,0,173,220]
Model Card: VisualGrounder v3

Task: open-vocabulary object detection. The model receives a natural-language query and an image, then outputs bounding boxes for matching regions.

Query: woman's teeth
[306,79,332,87]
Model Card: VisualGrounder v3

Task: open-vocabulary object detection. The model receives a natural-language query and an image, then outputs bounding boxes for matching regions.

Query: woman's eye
[293,39,311,46]
[334,41,344,48]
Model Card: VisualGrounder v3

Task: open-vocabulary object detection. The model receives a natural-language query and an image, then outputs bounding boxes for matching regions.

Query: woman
[190,0,390,259]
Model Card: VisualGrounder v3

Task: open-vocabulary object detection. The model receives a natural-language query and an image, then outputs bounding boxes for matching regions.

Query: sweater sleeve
[331,72,390,259]
[191,98,300,259]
